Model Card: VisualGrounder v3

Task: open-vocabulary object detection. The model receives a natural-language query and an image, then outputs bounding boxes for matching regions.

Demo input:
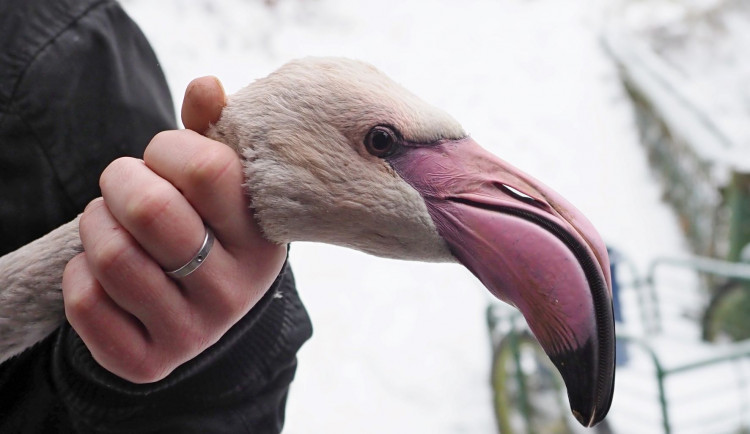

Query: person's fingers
[62,252,161,383]
[78,198,193,342]
[98,156,208,272]
[142,130,269,253]
[98,155,259,322]
[143,131,286,300]
[75,197,237,380]
[181,76,226,134]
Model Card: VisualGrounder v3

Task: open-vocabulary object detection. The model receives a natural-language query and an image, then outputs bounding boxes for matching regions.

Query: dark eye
[364,125,400,158]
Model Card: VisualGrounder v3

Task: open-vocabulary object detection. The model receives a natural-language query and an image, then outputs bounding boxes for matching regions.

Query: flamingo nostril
[496,182,550,212]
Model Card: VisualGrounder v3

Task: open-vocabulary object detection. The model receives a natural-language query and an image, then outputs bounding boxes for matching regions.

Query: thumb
[181,76,227,134]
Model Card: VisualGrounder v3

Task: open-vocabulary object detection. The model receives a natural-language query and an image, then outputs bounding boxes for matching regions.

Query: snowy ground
[119,0,707,432]
[612,0,750,156]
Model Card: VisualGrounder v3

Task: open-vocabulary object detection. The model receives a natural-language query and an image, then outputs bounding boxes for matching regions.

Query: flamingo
[0,57,614,427]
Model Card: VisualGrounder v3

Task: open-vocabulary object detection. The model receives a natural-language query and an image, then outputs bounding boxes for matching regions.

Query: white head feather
[208,57,465,261]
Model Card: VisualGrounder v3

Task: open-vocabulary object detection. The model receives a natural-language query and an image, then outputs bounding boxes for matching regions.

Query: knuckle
[65,291,97,322]
[123,184,174,229]
[82,197,105,215]
[63,270,99,321]
[204,266,254,319]
[212,289,246,320]
[172,314,210,355]
[78,204,104,241]
[100,157,139,190]
[183,144,236,187]
[143,130,178,163]
[149,130,177,149]
[124,350,170,384]
[195,282,244,323]
[63,250,87,277]
[90,231,132,274]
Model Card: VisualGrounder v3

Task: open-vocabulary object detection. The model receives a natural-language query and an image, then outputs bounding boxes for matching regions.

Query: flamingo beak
[388,137,615,427]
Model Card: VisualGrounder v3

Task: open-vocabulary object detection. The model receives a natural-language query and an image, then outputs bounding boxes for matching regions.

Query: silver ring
[165,226,214,278]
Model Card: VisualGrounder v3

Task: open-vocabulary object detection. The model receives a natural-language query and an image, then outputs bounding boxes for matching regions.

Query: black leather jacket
[0,1,312,432]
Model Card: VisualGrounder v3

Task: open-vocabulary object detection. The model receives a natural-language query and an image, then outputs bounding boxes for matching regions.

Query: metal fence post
[728,171,750,262]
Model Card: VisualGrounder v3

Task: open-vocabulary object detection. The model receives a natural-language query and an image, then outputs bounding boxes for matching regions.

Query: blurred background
[119,0,750,432]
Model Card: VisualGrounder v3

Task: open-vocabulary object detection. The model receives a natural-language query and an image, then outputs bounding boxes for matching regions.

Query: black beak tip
[572,409,590,427]
[571,406,603,428]
[566,379,611,428]
[549,339,615,428]
[571,405,606,428]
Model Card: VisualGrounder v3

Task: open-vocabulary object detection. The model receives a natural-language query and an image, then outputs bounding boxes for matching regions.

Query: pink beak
[388,137,615,427]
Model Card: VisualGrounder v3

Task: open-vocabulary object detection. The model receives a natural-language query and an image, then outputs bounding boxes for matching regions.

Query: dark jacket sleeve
[0,1,312,432]
[0,0,176,254]
[54,261,312,434]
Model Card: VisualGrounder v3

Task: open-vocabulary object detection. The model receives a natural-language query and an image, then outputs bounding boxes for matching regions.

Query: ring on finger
[165,225,214,279]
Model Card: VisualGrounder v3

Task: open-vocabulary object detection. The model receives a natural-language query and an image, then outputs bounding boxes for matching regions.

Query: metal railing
[487,253,750,433]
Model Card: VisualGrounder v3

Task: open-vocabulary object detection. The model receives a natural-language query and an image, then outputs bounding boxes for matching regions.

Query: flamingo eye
[365,125,400,158]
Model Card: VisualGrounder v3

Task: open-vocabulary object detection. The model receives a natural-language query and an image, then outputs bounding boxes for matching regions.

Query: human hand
[62,77,287,383]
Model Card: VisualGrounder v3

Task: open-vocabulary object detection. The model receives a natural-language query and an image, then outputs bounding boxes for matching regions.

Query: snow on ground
[614,0,750,155]
[119,0,698,432]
